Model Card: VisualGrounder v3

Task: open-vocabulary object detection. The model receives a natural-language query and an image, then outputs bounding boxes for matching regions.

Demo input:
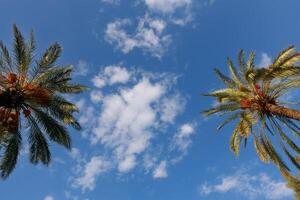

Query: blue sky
[0,0,299,199]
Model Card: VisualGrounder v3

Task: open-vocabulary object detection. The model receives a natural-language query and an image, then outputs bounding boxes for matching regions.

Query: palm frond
[37,43,62,69]
[260,135,290,171]
[13,24,29,75]
[281,144,300,170]
[31,65,73,85]
[0,132,21,179]
[49,84,87,94]
[32,108,71,149]
[217,112,242,130]
[281,169,300,199]
[254,134,270,163]
[47,97,81,130]
[204,88,248,99]
[28,116,51,165]
[202,103,240,116]
[0,41,13,72]
[272,46,295,68]
[214,68,236,88]
[227,58,243,86]
[238,49,247,74]
[230,128,241,156]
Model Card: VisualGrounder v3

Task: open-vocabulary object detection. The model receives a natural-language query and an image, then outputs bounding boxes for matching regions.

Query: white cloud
[92,76,106,88]
[75,99,97,139]
[70,148,82,161]
[92,65,131,88]
[144,0,194,26]
[73,156,111,192]
[159,94,185,123]
[104,65,131,85]
[145,0,192,13]
[257,53,272,68]
[153,160,168,178]
[44,196,54,200]
[199,170,293,200]
[170,123,196,162]
[90,90,103,103]
[70,66,196,191]
[90,68,188,173]
[65,191,79,200]
[118,155,136,173]
[74,60,89,76]
[105,15,171,58]
[91,78,164,172]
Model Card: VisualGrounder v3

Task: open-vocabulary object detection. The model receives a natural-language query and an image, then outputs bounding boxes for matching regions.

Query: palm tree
[0,25,85,178]
[202,46,300,181]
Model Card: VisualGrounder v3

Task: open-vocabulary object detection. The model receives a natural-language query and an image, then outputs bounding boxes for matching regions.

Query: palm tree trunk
[266,104,300,121]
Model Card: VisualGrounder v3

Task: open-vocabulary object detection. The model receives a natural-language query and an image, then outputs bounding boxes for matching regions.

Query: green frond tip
[202,103,240,117]
[203,88,248,99]
[0,41,13,72]
[57,84,87,94]
[230,129,240,156]
[238,49,246,73]
[227,57,243,86]
[13,24,27,73]
[213,68,235,88]
[246,52,255,70]
[0,133,21,179]
[28,116,51,165]
[38,42,62,68]
[272,45,296,68]
[253,135,270,163]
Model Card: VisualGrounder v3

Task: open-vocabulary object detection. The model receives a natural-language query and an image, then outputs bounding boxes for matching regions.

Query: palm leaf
[214,68,236,88]
[0,41,13,72]
[254,134,270,163]
[0,132,21,178]
[32,108,71,149]
[272,46,295,68]
[28,116,51,165]
[217,112,242,130]
[13,24,28,75]
[230,128,241,156]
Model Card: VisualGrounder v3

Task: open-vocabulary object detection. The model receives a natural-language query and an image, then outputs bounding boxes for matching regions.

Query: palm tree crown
[0,25,85,178]
[203,46,300,177]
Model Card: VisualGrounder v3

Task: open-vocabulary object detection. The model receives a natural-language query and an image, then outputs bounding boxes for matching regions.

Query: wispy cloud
[153,160,168,178]
[101,0,120,5]
[74,60,89,77]
[198,169,293,200]
[170,123,196,162]
[144,0,192,13]
[144,0,195,26]
[72,156,111,192]
[105,15,171,58]
[44,195,54,200]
